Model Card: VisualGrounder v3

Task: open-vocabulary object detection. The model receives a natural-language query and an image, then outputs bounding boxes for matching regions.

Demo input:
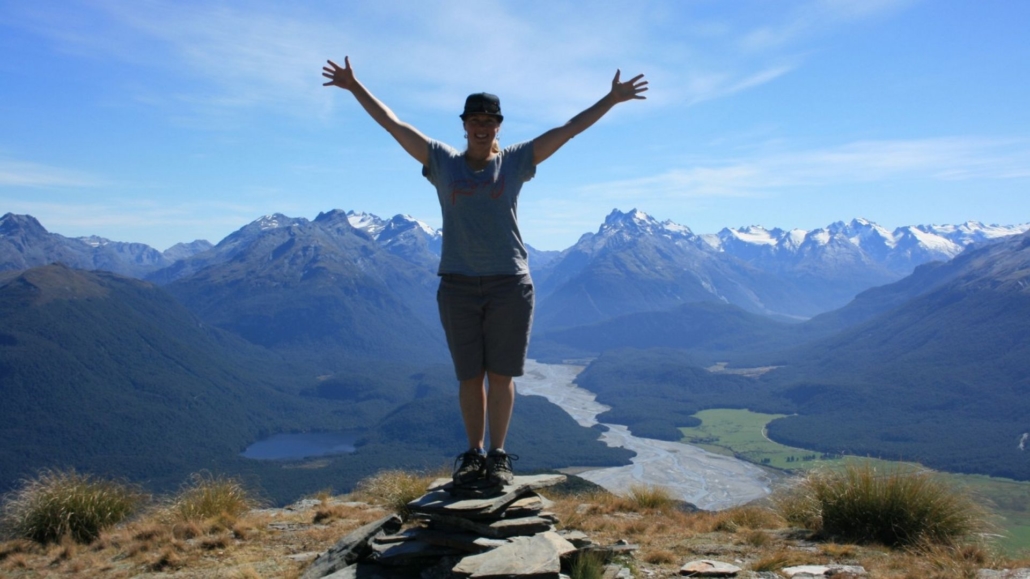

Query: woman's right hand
[322,57,356,91]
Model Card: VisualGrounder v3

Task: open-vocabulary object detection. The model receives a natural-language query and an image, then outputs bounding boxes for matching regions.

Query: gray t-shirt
[423,139,537,276]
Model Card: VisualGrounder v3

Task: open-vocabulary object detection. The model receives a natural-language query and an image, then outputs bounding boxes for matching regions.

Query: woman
[322,56,647,488]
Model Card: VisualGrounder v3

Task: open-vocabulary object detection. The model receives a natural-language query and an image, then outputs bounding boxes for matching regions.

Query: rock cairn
[301,473,635,579]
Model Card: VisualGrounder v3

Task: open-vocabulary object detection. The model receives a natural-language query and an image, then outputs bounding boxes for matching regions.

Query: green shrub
[0,468,144,544]
[796,463,985,547]
[171,472,255,523]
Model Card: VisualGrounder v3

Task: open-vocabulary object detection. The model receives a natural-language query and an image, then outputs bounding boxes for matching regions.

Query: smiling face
[463,113,501,151]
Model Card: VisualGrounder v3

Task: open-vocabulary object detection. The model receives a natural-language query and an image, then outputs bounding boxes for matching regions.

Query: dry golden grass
[0,488,386,578]
[169,472,258,525]
[0,469,1025,578]
[781,463,989,547]
[0,468,146,544]
[352,467,447,519]
[709,504,786,533]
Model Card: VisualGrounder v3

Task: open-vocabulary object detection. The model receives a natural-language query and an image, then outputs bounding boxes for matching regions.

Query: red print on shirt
[450,175,506,205]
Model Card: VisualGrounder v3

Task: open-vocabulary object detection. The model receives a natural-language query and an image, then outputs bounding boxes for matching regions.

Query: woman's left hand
[610,70,648,103]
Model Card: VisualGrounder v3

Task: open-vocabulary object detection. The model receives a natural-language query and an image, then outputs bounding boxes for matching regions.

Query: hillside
[159,212,448,370]
[762,232,1030,479]
[569,232,1030,480]
[0,264,351,494]
[530,301,817,365]
[0,264,632,503]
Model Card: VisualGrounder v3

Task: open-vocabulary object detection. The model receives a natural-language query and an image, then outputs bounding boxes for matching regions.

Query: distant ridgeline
[571,231,1030,481]
[2,210,1029,499]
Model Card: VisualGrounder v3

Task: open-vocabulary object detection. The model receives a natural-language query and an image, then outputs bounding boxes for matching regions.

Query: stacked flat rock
[302,474,631,579]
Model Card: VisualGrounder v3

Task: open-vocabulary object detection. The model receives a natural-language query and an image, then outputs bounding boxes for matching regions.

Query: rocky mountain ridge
[4,210,1027,331]
[0,213,212,278]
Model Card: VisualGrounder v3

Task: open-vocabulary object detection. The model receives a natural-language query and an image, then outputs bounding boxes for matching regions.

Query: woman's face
[463,114,501,147]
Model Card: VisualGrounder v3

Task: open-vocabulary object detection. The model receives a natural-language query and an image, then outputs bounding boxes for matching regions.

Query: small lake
[241,431,360,460]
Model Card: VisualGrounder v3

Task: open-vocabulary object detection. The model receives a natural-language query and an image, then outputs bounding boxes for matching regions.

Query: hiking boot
[486,449,518,487]
[452,450,487,486]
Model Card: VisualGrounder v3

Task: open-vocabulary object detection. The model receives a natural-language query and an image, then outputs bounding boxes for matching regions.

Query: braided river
[518,359,778,510]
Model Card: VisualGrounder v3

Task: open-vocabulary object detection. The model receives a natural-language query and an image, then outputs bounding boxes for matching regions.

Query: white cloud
[4,0,866,126]
[2,198,259,248]
[739,0,917,51]
[0,159,106,188]
[578,137,1030,201]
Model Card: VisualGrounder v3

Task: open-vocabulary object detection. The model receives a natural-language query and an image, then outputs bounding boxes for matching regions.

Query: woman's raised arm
[531,69,648,165]
[323,57,431,165]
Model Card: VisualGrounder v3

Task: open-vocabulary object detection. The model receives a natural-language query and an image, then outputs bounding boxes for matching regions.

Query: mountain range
[534,210,1028,326]
[3,208,1030,492]
[4,209,1024,329]
[0,213,212,278]
[155,209,448,368]
[565,228,1030,479]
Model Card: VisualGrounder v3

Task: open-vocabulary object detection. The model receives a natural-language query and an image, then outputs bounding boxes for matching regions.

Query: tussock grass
[771,481,823,530]
[642,548,677,564]
[568,549,606,579]
[0,468,145,544]
[710,504,784,533]
[627,484,678,511]
[781,463,987,548]
[907,541,999,579]
[353,468,441,518]
[740,528,774,547]
[170,472,256,523]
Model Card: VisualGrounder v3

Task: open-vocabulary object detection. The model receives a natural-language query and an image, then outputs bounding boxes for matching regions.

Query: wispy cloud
[3,198,260,248]
[4,0,907,126]
[578,137,1030,201]
[0,159,106,188]
[739,0,917,51]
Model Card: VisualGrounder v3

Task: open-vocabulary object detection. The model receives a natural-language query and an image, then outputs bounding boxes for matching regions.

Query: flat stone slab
[412,475,566,517]
[302,514,402,579]
[536,531,579,558]
[679,559,741,576]
[557,530,592,548]
[378,527,508,553]
[370,539,461,566]
[322,564,395,579]
[424,511,555,538]
[501,494,550,518]
[781,565,867,577]
[452,532,575,578]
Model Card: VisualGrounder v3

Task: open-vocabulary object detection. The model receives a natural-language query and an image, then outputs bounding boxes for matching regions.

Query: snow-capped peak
[727,225,779,246]
[255,214,293,230]
[600,208,693,240]
[346,210,386,237]
[77,235,110,248]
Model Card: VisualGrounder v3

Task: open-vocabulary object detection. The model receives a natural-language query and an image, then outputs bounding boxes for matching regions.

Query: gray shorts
[437,273,534,381]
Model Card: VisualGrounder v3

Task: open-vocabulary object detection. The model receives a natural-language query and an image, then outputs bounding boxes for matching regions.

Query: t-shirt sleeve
[422,140,455,184]
[502,141,537,183]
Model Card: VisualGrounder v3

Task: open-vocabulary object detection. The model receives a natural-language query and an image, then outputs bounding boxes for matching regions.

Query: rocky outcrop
[302,474,634,579]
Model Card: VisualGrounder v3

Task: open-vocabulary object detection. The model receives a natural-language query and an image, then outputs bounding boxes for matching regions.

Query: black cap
[460,92,503,122]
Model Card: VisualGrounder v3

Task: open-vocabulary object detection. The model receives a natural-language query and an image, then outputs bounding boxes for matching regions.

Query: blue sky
[2,0,1028,251]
